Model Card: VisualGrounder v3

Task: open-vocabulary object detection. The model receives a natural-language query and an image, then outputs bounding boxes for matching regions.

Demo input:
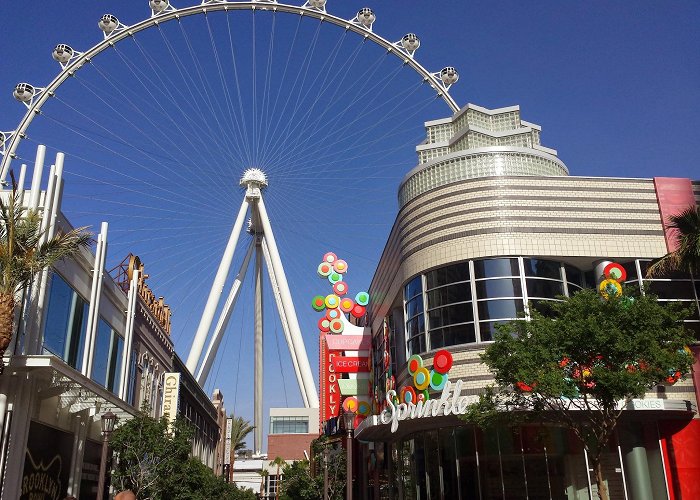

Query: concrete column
[67,409,90,498]
[620,426,654,500]
[254,234,264,456]
[1,376,35,500]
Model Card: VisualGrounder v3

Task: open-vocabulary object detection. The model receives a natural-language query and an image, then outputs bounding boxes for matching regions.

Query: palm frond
[646,205,700,278]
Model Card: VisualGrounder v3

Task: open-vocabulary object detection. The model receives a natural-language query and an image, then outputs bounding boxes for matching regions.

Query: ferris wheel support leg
[186,198,250,374]
[254,234,264,455]
[260,237,306,407]
[196,238,256,386]
[256,195,319,408]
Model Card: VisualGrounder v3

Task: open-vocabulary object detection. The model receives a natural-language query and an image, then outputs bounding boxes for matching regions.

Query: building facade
[0,147,226,498]
[354,104,700,500]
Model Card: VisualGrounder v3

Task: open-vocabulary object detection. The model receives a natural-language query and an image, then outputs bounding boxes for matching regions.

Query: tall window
[43,274,89,370]
[404,276,425,356]
[425,262,474,349]
[92,318,124,393]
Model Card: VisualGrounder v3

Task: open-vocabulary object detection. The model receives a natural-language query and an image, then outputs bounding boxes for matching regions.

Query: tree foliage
[279,436,346,500]
[462,287,695,500]
[110,409,255,500]
[647,204,700,277]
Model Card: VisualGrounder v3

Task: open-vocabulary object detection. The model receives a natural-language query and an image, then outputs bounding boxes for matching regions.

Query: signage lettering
[325,335,371,351]
[332,356,370,373]
[162,372,181,428]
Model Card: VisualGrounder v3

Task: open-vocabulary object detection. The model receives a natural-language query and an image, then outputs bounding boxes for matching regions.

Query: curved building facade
[353,104,700,500]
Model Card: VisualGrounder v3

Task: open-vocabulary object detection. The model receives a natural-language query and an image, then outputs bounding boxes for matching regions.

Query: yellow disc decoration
[599,279,622,299]
[325,294,340,309]
[413,367,430,390]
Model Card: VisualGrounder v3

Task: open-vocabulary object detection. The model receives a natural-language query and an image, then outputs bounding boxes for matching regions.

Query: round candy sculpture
[433,349,453,374]
[413,367,430,390]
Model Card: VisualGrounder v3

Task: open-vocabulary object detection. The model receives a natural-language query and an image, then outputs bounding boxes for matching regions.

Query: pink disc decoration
[342,396,358,412]
[333,259,348,274]
[333,281,348,296]
[351,304,366,318]
[323,252,337,264]
[433,349,453,374]
[339,297,355,313]
[326,308,341,321]
[318,318,330,333]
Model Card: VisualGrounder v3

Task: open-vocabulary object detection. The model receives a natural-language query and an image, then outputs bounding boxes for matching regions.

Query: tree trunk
[592,457,610,500]
[276,465,281,500]
[0,292,16,374]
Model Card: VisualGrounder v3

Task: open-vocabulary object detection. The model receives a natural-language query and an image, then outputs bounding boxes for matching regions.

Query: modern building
[352,104,700,499]
[0,147,227,498]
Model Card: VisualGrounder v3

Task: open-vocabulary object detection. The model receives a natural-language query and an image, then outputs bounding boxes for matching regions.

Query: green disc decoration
[312,295,326,311]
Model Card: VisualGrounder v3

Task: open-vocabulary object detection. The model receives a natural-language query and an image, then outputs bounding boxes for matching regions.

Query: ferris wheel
[1,0,460,449]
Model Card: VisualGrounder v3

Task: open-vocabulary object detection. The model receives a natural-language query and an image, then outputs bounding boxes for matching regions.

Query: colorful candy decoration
[325,294,340,309]
[339,297,354,312]
[408,355,423,375]
[429,370,448,391]
[328,271,342,284]
[342,396,358,412]
[329,319,344,334]
[351,304,366,318]
[400,386,417,404]
[333,260,348,273]
[312,295,326,311]
[599,279,622,300]
[413,367,430,390]
[433,350,453,374]
[357,400,371,416]
[318,318,330,332]
[323,252,337,264]
[598,261,625,300]
[603,262,627,282]
[333,281,348,296]
[355,292,369,306]
[317,262,333,277]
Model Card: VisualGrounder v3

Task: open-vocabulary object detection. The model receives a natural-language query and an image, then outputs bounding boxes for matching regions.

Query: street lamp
[97,410,118,500]
[342,410,356,500]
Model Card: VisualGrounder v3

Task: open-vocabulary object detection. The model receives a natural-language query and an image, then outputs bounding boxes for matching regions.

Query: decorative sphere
[401,33,420,52]
[99,14,119,34]
[13,83,35,103]
[150,0,169,13]
[52,44,74,64]
[357,8,375,28]
[440,67,459,85]
[307,0,327,9]
[240,168,268,188]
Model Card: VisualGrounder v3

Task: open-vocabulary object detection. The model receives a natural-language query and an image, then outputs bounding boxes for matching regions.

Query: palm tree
[0,178,91,373]
[647,205,700,278]
[228,415,254,482]
[269,456,285,500]
[258,469,269,499]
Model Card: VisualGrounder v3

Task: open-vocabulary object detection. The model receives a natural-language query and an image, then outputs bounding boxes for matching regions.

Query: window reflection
[43,274,89,370]
[473,258,519,279]
[475,278,522,298]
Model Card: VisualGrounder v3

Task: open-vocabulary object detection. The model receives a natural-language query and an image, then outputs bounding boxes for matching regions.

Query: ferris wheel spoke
[256,12,278,167]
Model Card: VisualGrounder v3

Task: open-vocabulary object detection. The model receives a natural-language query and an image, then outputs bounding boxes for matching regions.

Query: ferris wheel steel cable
[2,0,459,180]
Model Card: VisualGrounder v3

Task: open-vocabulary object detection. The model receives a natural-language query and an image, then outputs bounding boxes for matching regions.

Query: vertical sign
[224,418,232,465]
[320,333,340,421]
[162,372,181,427]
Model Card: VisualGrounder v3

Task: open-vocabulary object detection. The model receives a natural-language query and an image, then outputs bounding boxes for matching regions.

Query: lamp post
[323,445,329,500]
[97,410,118,500]
[342,410,356,500]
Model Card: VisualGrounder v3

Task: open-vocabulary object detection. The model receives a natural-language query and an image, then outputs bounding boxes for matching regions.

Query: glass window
[406,314,425,338]
[404,276,423,301]
[476,278,522,299]
[479,320,511,342]
[269,416,309,434]
[523,259,561,280]
[43,274,89,370]
[427,282,471,308]
[92,319,113,388]
[428,304,474,329]
[430,324,475,349]
[474,258,519,279]
[426,262,469,289]
[477,299,524,321]
[564,264,583,289]
[107,334,124,393]
[529,299,559,317]
[526,279,564,299]
[405,295,424,319]
[646,280,695,300]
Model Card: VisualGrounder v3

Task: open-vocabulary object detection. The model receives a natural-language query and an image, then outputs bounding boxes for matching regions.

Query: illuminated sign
[325,334,370,351]
[332,356,370,373]
[162,372,181,426]
[320,334,340,420]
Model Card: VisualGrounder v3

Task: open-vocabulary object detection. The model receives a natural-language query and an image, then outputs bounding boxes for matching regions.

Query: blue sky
[1,1,698,449]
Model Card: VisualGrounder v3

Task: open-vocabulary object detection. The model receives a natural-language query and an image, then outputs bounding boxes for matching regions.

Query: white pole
[119,269,139,400]
[48,152,65,240]
[16,164,27,205]
[186,198,250,374]
[256,195,319,407]
[260,237,307,407]
[196,239,255,385]
[253,235,264,455]
[28,145,46,210]
[82,222,108,378]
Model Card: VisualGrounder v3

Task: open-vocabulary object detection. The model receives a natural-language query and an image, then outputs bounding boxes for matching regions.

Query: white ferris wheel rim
[0,0,460,182]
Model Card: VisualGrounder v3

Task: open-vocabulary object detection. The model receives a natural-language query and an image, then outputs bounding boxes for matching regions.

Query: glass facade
[269,416,309,434]
[404,258,576,353]
[91,318,124,393]
[43,274,89,370]
[380,424,657,500]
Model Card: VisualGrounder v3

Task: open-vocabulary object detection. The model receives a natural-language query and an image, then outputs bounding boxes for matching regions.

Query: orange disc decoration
[339,297,354,312]
[333,259,348,273]
[326,308,341,321]
[329,318,344,333]
[351,304,366,318]
[408,355,423,375]
[333,281,348,296]
[342,396,358,412]
[400,386,417,404]
[323,252,337,264]
[433,349,453,374]
[414,367,430,390]
[317,262,333,277]
[311,295,325,312]
[318,318,330,332]
[603,262,627,282]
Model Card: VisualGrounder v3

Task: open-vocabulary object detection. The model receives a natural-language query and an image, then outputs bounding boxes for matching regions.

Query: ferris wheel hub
[240,168,268,189]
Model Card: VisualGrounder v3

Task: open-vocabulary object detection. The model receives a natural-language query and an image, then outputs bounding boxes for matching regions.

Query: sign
[338,378,370,396]
[21,421,74,500]
[333,356,370,373]
[162,372,181,426]
[320,334,340,420]
[381,380,478,433]
[325,334,370,351]
[224,418,232,465]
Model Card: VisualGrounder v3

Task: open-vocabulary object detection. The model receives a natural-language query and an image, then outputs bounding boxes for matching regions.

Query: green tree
[259,469,269,498]
[279,436,345,500]
[646,205,700,277]
[110,408,255,500]
[0,178,90,372]
[228,415,254,481]
[269,456,286,500]
[462,288,694,500]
